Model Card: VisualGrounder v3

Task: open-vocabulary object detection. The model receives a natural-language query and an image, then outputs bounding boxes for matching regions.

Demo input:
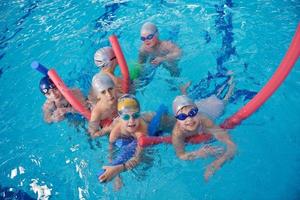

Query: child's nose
[106,91,112,97]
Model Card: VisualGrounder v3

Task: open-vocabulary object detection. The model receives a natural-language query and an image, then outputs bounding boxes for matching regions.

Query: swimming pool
[0,0,299,199]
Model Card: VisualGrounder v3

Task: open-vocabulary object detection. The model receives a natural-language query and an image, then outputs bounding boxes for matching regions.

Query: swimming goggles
[141,30,157,41]
[42,85,56,95]
[120,112,141,121]
[95,56,117,68]
[175,107,198,121]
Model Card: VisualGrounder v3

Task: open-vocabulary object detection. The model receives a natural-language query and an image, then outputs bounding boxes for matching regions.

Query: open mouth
[185,121,196,127]
[127,124,136,128]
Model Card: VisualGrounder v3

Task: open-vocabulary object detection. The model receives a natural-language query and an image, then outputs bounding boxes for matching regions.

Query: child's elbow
[178,153,188,160]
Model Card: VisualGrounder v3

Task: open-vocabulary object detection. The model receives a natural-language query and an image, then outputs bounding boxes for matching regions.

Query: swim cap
[92,72,115,93]
[172,95,196,115]
[39,76,56,95]
[94,47,116,68]
[140,22,158,35]
[117,94,140,113]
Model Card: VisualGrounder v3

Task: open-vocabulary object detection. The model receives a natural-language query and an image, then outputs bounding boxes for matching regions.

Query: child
[40,76,86,123]
[171,95,236,181]
[98,94,147,189]
[88,72,119,137]
[138,22,181,77]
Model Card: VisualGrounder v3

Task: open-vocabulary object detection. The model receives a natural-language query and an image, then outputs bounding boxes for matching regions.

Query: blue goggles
[141,30,157,41]
[42,84,56,95]
[120,112,141,121]
[175,107,198,121]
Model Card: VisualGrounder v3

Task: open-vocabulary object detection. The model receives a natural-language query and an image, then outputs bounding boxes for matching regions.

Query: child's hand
[114,176,123,191]
[204,163,220,182]
[179,81,192,95]
[91,129,107,138]
[53,109,66,121]
[98,165,123,183]
[151,56,165,65]
[64,107,75,113]
[196,145,224,158]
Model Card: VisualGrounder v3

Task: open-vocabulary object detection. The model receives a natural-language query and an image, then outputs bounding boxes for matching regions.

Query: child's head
[117,94,141,133]
[94,47,117,69]
[39,76,62,101]
[92,72,116,104]
[173,95,199,132]
[140,22,159,48]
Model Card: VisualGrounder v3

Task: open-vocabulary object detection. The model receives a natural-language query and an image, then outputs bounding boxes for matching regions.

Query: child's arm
[102,71,123,95]
[172,124,204,160]
[99,142,144,183]
[179,81,191,95]
[122,144,143,170]
[138,47,149,64]
[43,102,64,123]
[150,41,181,65]
[88,103,102,137]
[203,119,237,181]
[163,41,181,61]
[109,122,122,143]
[71,88,88,108]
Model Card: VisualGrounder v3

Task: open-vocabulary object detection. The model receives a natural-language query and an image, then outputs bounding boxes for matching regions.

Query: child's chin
[126,126,137,132]
[184,125,197,132]
[146,43,154,48]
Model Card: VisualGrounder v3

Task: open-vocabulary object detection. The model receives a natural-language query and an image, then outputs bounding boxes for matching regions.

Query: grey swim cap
[94,47,116,68]
[92,72,115,93]
[172,95,196,115]
[140,22,158,35]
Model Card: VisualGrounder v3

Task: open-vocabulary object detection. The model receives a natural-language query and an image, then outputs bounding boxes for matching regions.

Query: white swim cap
[92,72,115,93]
[94,47,116,68]
[172,95,196,115]
[140,22,158,35]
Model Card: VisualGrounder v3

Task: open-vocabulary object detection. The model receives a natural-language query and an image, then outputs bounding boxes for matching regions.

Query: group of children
[38,22,236,189]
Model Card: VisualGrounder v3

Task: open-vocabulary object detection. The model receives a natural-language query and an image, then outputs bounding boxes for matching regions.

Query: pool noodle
[138,133,213,147]
[31,61,49,76]
[109,35,130,93]
[221,23,300,129]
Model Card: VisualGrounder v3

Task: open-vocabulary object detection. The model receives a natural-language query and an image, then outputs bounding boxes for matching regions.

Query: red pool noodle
[48,69,91,120]
[109,35,130,93]
[221,23,300,129]
[138,133,213,147]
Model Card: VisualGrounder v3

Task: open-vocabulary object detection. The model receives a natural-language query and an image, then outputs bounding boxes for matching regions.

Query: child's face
[97,87,116,105]
[141,31,158,48]
[120,110,141,133]
[45,88,62,101]
[176,106,200,132]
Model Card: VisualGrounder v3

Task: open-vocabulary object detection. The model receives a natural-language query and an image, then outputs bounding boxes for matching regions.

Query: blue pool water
[0,0,300,199]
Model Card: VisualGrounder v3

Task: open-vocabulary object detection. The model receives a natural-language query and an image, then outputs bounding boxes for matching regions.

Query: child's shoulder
[199,115,214,128]
[160,40,178,49]
[161,40,176,45]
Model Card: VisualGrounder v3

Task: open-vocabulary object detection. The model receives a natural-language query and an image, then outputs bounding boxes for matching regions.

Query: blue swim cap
[39,76,56,95]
